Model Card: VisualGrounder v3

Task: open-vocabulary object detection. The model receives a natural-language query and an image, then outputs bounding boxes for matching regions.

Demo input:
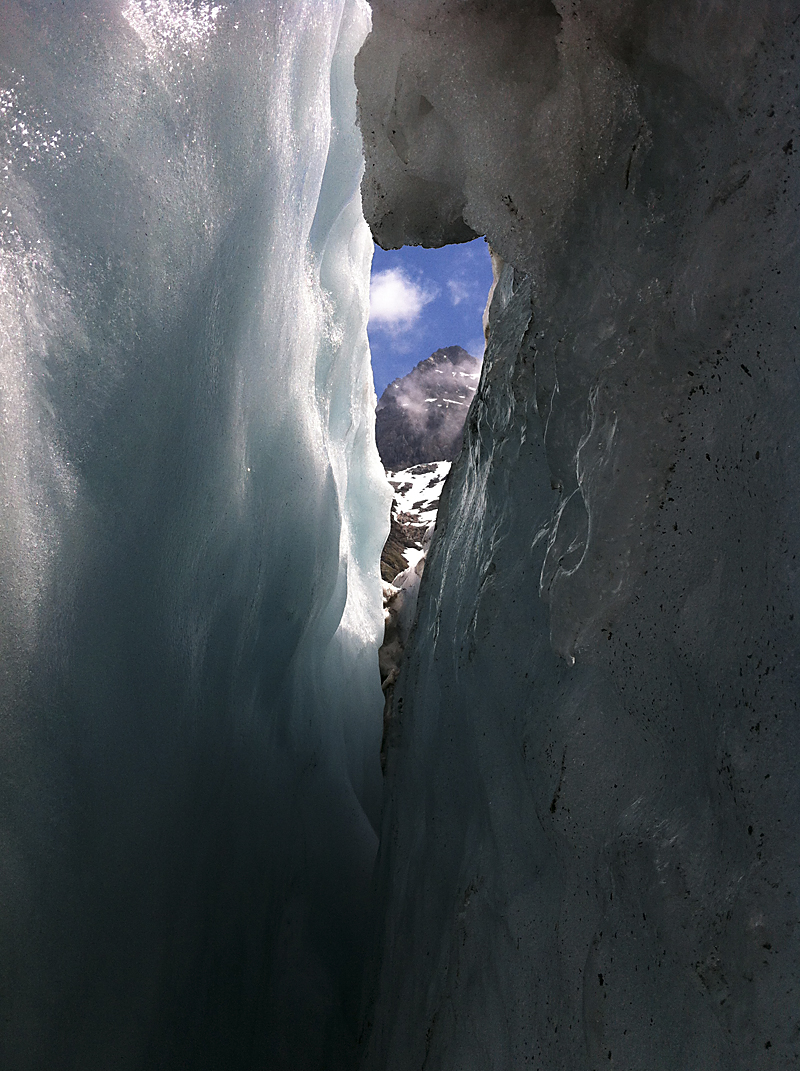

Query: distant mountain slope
[375,346,481,470]
[380,461,450,582]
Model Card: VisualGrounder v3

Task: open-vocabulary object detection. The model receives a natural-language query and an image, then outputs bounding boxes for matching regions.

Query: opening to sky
[367,237,493,396]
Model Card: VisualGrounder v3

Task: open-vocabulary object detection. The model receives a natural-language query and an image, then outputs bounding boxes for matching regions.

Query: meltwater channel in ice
[0,2,389,1068]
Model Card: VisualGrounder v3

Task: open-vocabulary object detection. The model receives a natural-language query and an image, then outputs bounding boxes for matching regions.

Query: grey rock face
[357,3,800,1068]
[375,346,481,469]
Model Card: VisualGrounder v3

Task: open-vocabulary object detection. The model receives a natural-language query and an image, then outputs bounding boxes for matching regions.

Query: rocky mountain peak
[375,345,481,470]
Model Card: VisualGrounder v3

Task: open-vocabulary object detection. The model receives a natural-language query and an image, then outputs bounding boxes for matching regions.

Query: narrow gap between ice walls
[365,236,495,767]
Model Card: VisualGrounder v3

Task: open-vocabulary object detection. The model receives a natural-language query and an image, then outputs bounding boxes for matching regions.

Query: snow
[402,545,426,570]
[387,460,450,563]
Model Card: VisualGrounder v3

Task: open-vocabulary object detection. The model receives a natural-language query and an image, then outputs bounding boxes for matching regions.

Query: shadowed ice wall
[357,3,800,1067]
[0,3,388,1068]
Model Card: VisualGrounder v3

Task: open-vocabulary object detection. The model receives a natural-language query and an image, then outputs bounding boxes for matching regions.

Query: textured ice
[0,2,388,1068]
[357,3,800,1069]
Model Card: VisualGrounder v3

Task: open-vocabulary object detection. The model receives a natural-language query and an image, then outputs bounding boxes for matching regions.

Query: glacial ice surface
[357,3,800,1069]
[0,2,389,1068]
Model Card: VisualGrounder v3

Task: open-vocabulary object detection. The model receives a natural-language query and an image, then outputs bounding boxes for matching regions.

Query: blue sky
[367,237,493,396]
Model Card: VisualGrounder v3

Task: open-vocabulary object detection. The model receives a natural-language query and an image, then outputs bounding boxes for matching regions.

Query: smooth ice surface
[0,2,389,1068]
[357,3,800,1069]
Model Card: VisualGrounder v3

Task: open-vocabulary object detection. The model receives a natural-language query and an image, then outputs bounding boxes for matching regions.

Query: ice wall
[357,3,800,1068]
[0,2,389,1068]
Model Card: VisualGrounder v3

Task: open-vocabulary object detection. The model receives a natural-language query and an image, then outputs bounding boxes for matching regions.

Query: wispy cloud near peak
[447,278,471,305]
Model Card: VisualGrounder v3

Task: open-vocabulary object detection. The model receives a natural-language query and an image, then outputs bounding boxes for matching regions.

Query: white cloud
[447,278,471,305]
[369,268,437,331]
